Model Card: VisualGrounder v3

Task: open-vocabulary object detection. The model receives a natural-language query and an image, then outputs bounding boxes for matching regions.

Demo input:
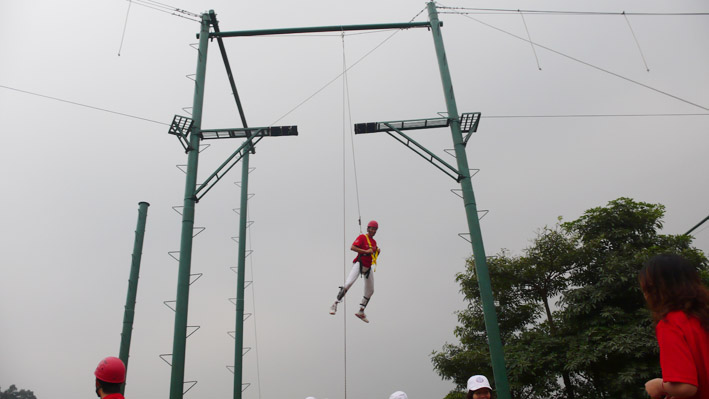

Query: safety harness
[364,234,378,272]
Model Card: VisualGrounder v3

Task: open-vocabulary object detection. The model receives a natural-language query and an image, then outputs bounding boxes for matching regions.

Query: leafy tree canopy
[432,197,708,399]
[0,385,37,399]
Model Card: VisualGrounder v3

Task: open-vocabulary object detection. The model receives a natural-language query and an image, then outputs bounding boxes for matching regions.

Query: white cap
[389,391,408,399]
[467,375,492,392]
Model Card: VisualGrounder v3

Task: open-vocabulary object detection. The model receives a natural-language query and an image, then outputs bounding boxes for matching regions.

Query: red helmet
[94,357,126,383]
[367,220,379,229]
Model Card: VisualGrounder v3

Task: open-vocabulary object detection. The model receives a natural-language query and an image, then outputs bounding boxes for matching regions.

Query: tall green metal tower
[164,3,511,399]
[166,11,298,399]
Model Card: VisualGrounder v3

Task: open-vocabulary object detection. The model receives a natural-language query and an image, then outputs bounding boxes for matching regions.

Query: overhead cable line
[444,10,709,112]
[0,84,169,126]
[269,6,428,126]
[128,0,201,22]
[437,6,709,16]
[2,85,705,127]
[482,113,709,119]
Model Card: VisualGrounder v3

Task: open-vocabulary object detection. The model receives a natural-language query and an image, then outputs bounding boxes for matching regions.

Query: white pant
[342,263,374,304]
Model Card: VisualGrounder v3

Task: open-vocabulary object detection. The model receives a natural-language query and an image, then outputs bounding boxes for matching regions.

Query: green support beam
[210,21,431,38]
[426,3,511,398]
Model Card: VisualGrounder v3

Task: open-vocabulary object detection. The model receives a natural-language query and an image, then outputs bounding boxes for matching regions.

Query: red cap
[367,220,378,229]
[94,357,126,383]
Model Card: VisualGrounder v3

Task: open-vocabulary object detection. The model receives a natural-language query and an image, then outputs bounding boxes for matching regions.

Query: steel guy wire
[445,10,709,112]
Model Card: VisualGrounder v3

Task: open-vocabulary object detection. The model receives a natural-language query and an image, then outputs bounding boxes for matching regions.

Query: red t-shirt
[657,310,709,399]
[352,234,377,268]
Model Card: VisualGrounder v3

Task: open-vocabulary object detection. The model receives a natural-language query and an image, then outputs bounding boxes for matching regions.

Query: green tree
[432,198,708,399]
[0,385,37,399]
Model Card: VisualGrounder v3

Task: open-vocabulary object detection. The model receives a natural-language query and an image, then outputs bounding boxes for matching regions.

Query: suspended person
[466,375,493,399]
[329,220,381,323]
[639,253,709,399]
[94,356,126,399]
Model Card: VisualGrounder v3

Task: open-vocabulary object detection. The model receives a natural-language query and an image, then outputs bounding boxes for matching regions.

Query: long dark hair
[639,253,709,331]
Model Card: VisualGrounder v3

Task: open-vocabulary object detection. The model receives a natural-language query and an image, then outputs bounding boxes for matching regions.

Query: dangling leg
[355,267,374,323]
[330,263,361,315]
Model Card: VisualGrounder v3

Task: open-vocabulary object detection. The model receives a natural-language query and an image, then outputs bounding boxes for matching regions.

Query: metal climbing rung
[192,227,206,237]
[164,300,177,312]
[186,325,200,338]
[159,354,172,366]
[183,381,197,395]
[168,251,180,262]
[189,273,203,285]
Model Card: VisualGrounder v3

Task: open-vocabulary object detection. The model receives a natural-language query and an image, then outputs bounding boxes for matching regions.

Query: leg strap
[360,295,370,309]
[336,286,347,301]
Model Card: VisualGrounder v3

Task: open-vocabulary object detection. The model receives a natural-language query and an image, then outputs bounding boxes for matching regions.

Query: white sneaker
[329,302,338,315]
[355,310,369,323]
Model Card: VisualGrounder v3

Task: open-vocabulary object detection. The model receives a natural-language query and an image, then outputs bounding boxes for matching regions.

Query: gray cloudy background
[1,0,707,398]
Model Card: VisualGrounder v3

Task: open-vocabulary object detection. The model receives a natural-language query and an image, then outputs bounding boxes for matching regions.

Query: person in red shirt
[94,356,127,399]
[329,220,381,323]
[639,253,709,399]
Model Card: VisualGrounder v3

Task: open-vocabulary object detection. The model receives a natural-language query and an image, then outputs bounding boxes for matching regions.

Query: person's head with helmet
[94,357,126,398]
[466,375,493,399]
[367,220,378,238]
[389,391,407,399]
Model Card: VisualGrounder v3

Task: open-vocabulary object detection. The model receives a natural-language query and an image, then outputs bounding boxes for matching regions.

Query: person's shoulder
[662,310,693,326]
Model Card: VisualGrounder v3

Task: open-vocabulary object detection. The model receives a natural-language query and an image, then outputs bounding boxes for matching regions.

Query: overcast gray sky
[1,1,707,398]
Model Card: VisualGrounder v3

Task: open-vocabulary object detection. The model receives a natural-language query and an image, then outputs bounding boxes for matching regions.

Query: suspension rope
[118,0,133,56]
[622,12,651,72]
[269,25,418,127]
[340,29,350,399]
[519,11,542,70]
[342,34,363,233]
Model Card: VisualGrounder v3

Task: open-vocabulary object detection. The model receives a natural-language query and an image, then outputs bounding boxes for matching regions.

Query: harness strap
[364,234,378,271]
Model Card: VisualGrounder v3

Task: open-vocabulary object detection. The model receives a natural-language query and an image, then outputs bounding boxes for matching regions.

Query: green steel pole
[426,3,511,398]
[119,201,150,394]
[170,12,210,399]
[233,145,250,399]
